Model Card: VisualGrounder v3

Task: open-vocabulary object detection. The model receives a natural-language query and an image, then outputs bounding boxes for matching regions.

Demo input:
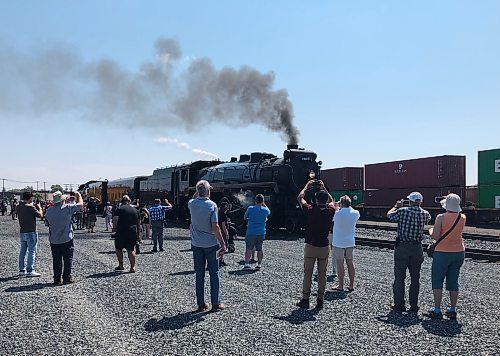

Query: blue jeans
[19,232,38,272]
[192,244,220,306]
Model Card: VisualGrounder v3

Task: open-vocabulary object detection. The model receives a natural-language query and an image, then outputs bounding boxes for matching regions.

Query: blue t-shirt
[188,197,219,248]
[244,205,271,236]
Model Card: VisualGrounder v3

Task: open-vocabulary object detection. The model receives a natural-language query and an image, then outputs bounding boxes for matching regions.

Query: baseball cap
[53,191,67,203]
[407,192,423,202]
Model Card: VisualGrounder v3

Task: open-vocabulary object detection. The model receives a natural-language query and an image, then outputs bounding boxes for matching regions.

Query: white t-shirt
[332,207,360,248]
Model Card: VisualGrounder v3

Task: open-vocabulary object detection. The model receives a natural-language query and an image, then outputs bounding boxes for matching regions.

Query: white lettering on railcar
[495,159,500,173]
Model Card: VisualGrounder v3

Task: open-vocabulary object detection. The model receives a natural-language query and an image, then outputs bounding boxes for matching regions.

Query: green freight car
[478,148,500,185]
[331,190,364,206]
[478,185,500,209]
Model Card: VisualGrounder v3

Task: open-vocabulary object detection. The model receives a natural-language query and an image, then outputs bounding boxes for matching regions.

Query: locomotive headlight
[309,170,316,179]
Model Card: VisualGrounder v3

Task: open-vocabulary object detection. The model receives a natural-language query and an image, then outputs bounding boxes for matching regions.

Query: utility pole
[43,181,47,201]
[36,181,39,192]
[1,178,5,200]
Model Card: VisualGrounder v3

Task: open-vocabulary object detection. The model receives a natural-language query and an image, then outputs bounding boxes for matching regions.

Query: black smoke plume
[0,38,299,144]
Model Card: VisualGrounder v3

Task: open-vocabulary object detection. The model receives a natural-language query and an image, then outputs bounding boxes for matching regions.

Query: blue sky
[0,0,499,190]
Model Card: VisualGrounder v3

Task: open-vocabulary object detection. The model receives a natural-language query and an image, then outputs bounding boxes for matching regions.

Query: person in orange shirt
[427,194,466,320]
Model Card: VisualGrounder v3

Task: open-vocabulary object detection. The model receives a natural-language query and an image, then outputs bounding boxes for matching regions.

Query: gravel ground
[1,216,499,356]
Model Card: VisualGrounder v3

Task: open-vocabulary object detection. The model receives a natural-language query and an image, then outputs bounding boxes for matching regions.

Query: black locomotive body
[81,145,320,232]
[197,144,320,232]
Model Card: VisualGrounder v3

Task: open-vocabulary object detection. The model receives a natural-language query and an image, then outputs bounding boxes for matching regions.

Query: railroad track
[356,237,500,262]
[357,222,500,242]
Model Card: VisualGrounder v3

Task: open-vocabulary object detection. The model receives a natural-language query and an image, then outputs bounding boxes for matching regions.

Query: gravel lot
[1,216,499,356]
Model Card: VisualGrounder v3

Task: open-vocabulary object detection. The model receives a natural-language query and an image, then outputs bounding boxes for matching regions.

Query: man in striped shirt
[387,192,431,313]
[148,198,172,252]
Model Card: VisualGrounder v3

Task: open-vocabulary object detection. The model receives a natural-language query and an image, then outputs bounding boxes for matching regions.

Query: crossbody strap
[433,213,462,248]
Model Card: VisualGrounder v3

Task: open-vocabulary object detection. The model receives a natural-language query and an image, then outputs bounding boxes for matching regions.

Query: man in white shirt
[331,195,360,292]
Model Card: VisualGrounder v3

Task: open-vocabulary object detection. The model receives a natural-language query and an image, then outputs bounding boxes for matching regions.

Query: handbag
[427,213,461,257]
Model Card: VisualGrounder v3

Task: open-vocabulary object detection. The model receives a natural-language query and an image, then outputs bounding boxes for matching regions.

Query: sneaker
[211,303,225,312]
[316,299,324,309]
[195,303,210,312]
[391,304,406,312]
[297,298,310,309]
[445,309,457,320]
[152,249,158,253]
[129,268,136,273]
[425,310,443,320]
[114,266,125,272]
[242,265,252,271]
[63,278,75,285]
[250,258,257,263]
[53,279,62,286]
[26,271,41,277]
[159,248,164,252]
[254,264,262,270]
[18,270,26,276]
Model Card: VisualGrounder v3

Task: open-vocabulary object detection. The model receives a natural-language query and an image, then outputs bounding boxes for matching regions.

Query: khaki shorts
[333,246,354,260]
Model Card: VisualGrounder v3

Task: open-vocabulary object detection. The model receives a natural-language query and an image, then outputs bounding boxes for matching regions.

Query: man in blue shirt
[242,194,271,271]
[189,180,227,312]
[148,198,172,252]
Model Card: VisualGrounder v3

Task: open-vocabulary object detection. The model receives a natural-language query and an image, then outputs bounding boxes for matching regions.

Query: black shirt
[115,204,139,232]
[87,201,97,214]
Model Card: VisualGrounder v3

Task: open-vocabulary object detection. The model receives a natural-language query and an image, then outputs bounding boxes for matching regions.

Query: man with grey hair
[188,180,227,312]
[112,195,140,273]
[387,192,431,312]
[45,191,84,285]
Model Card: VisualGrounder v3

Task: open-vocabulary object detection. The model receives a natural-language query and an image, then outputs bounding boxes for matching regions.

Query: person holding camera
[16,191,44,277]
[148,198,172,252]
[45,191,84,285]
[426,193,466,320]
[242,194,271,271]
[296,180,335,309]
[387,192,431,312]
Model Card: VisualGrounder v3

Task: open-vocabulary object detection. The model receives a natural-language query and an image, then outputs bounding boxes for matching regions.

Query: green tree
[20,186,34,192]
[51,184,64,193]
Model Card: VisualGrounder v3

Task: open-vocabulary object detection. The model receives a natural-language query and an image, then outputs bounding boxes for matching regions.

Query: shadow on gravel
[179,249,192,253]
[5,283,55,293]
[87,272,123,279]
[170,270,195,276]
[375,311,422,328]
[274,308,320,325]
[144,312,206,331]
[0,276,21,283]
[324,290,349,301]
[228,269,258,276]
[98,251,116,255]
[421,319,463,337]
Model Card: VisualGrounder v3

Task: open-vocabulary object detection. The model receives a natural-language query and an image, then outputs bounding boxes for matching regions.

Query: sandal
[332,285,344,292]
[346,287,354,293]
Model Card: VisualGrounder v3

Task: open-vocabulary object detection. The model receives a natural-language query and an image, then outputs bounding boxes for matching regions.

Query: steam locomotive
[80,144,321,233]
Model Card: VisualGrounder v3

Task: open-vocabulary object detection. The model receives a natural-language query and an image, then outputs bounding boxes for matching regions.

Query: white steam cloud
[154,136,218,160]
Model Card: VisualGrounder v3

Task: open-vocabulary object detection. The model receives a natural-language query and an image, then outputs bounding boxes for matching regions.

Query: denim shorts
[431,251,465,291]
[245,235,265,251]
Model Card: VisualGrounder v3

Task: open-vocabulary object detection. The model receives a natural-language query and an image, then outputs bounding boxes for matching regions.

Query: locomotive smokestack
[287,144,299,150]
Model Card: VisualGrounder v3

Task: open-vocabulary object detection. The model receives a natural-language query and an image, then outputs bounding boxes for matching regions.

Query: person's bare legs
[432,289,443,308]
[449,291,458,308]
[128,250,136,272]
[336,259,345,289]
[257,251,263,264]
[346,259,355,289]
[115,249,124,268]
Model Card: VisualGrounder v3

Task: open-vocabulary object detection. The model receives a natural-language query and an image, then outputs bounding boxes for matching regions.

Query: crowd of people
[12,180,467,320]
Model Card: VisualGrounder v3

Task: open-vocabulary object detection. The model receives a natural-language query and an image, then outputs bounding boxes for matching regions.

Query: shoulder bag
[427,213,462,257]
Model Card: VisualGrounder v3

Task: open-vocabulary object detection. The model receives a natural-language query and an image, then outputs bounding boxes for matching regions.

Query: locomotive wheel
[285,218,297,234]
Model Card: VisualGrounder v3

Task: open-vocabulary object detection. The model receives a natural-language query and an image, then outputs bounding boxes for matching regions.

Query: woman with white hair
[427,193,466,320]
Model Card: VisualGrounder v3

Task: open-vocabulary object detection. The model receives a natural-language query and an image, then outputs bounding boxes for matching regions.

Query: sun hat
[52,191,67,203]
[407,192,423,202]
[440,193,462,212]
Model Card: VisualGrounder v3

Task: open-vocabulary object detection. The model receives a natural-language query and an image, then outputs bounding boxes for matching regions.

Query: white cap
[407,192,423,202]
[440,193,462,212]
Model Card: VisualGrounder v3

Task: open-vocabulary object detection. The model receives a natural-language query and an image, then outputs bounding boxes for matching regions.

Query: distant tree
[51,184,64,193]
[20,186,34,192]
[33,192,43,201]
